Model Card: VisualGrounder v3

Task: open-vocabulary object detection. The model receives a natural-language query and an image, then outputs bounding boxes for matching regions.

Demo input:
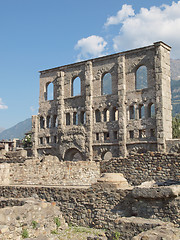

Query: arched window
[136,66,148,90]
[72,77,81,96]
[112,107,118,121]
[139,104,145,119]
[148,103,155,118]
[95,109,101,122]
[40,116,45,128]
[103,108,109,122]
[129,105,135,119]
[102,73,112,95]
[64,148,83,161]
[46,82,54,100]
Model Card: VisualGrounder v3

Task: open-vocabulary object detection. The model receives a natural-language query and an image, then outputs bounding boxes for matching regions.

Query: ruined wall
[1,152,179,187]
[0,156,100,186]
[0,184,179,239]
[32,42,172,160]
[100,152,180,185]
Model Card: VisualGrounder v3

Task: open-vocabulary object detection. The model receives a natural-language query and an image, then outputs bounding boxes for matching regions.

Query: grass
[21,228,29,239]
[54,217,61,229]
[52,225,106,240]
[31,220,38,229]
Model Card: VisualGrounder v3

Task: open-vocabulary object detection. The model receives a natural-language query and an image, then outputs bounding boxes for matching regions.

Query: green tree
[22,132,32,148]
[172,114,180,138]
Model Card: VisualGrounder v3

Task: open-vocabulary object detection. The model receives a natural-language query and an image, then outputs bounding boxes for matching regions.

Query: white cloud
[30,106,38,114]
[75,35,107,61]
[0,98,8,110]
[105,1,180,58]
[104,4,134,27]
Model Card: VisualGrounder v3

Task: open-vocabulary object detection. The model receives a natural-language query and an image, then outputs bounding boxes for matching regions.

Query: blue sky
[0,0,180,129]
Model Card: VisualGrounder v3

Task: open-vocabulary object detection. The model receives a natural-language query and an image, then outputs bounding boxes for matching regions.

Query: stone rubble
[132,225,180,240]
[0,198,106,240]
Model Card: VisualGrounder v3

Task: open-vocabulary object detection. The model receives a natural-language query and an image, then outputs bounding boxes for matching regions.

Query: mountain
[171,59,180,116]
[171,59,180,81]
[0,128,5,133]
[0,118,32,140]
[171,79,180,116]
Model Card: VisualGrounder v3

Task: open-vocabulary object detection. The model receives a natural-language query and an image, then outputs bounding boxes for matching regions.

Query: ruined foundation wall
[0,185,179,239]
[100,152,180,185]
[1,152,179,187]
[0,157,100,186]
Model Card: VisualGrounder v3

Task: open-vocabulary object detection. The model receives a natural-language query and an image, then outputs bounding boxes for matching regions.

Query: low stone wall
[100,152,180,185]
[5,149,27,158]
[0,156,100,186]
[0,184,179,239]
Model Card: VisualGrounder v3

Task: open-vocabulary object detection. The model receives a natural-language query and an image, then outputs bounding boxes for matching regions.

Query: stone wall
[0,156,100,186]
[0,184,179,239]
[100,152,180,185]
[1,152,179,187]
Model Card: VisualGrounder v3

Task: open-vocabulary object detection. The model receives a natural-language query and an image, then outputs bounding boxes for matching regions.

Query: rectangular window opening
[139,129,146,139]
[46,137,49,144]
[129,106,135,119]
[113,131,118,140]
[129,130,134,139]
[150,129,155,137]
[66,113,70,125]
[80,111,86,125]
[73,112,78,125]
[104,132,110,141]
[40,137,43,144]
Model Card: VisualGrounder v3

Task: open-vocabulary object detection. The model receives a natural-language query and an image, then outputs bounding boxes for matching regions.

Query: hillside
[0,118,31,140]
[171,79,180,116]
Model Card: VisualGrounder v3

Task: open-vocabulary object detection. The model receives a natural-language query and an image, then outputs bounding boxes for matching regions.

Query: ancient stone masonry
[100,152,180,185]
[0,182,179,239]
[32,42,172,160]
[0,156,100,186]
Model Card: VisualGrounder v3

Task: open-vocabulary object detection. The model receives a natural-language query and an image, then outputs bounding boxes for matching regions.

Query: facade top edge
[39,41,171,74]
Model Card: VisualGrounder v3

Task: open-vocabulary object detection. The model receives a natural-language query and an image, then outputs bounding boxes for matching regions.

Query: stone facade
[32,41,172,160]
